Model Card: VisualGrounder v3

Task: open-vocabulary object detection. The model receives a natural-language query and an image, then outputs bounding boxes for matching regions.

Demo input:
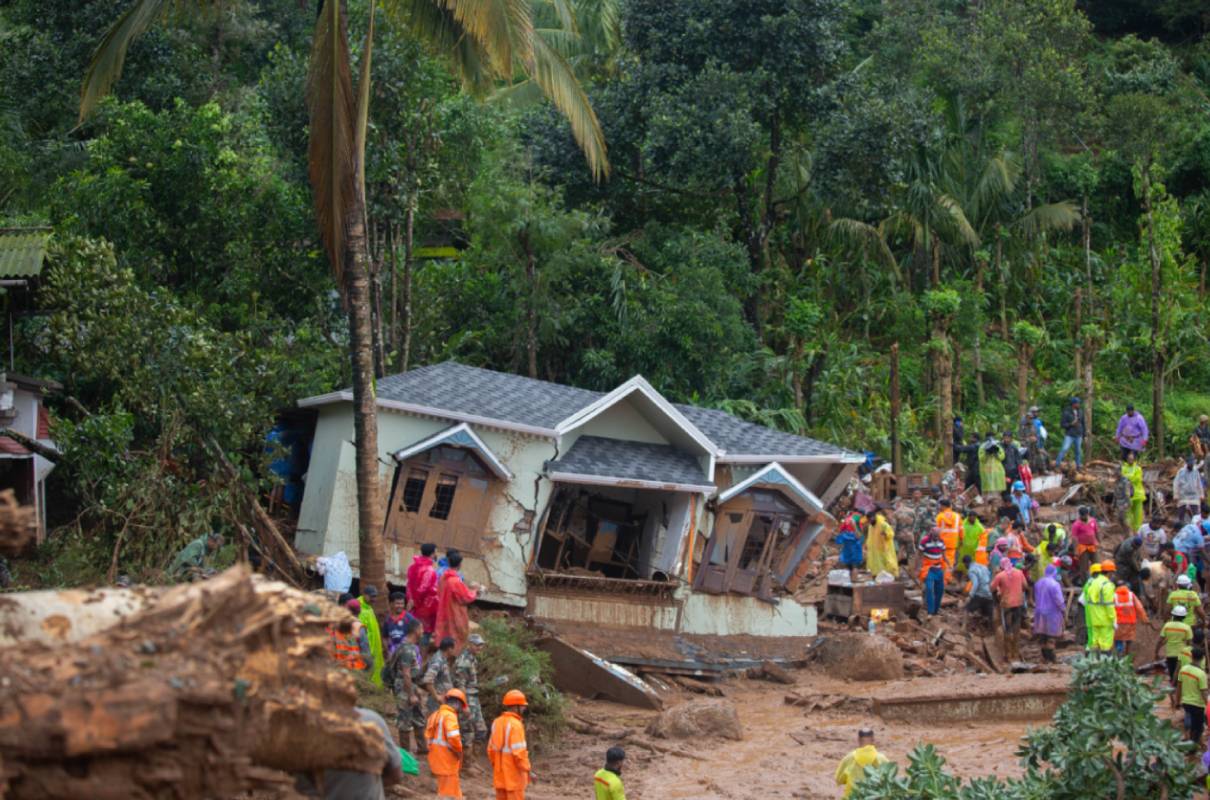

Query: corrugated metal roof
[0,231,50,278]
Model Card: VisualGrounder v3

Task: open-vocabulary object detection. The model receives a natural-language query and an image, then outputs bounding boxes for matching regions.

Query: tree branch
[0,429,60,462]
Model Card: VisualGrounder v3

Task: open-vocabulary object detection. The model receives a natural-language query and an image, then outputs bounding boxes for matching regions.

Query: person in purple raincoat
[1033,564,1066,664]
[1115,404,1149,460]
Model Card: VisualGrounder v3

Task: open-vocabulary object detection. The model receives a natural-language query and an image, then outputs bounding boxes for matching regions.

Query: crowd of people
[830,405,1210,796]
[323,542,631,800]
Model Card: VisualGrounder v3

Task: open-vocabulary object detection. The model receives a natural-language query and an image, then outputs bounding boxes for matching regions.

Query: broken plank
[536,635,662,710]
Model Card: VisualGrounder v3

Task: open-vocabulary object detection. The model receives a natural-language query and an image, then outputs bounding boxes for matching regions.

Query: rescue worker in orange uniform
[426,688,468,798]
[935,499,962,581]
[1113,578,1149,656]
[488,689,534,800]
[328,598,369,671]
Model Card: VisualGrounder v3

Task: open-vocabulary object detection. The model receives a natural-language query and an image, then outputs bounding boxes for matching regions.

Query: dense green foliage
[851,655,1199,799]
[3,0,1210,579]
[476,617,565,744]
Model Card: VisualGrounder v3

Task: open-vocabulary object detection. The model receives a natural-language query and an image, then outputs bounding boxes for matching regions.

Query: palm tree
[79,0,609,602]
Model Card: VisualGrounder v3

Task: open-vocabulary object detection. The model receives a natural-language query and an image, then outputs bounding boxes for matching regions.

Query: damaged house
[294,362,862,637]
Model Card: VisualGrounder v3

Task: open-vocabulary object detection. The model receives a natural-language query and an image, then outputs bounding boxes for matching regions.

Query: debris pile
[0,565,384,799]
[812,632,904,680]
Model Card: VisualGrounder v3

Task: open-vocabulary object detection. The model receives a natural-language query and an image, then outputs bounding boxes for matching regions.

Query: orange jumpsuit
[488,710,531,800]
[426,703,464,798]
[936,509,961,581]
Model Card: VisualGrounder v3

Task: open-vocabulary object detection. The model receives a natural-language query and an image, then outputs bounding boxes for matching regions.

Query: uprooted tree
[851,656,1198,800]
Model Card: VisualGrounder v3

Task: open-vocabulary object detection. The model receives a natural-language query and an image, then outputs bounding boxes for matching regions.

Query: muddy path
[414,670,1062,800]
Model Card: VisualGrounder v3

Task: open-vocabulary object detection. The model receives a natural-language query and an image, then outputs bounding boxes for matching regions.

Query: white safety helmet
[1174,605,1189,618]
[1178,574,1193,588]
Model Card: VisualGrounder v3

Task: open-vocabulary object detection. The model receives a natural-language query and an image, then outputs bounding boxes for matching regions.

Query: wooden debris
[749,660,796,685]
[0,566,384,799]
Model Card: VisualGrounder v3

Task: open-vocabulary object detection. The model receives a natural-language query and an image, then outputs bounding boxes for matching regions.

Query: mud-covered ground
[400,669,1076,799]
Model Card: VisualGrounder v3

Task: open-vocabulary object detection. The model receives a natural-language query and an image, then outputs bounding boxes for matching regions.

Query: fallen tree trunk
[0,429,58,462]
[0,566,383,799]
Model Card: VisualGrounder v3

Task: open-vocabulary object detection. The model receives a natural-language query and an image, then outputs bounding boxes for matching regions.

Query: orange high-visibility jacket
[328,625,366,671]
[1114,585,1147,625]
[936,510,961,545]
[973,530,990,566]
[488,711,531,791]
[426,703,463,776]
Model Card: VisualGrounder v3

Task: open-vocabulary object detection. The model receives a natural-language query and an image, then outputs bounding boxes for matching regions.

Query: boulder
[814,632,904,681]
[646,698,743,741]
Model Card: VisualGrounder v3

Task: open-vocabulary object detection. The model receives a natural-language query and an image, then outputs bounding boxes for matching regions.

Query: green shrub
[476,617,565,746]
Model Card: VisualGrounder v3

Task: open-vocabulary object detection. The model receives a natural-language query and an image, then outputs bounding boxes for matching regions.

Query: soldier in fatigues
[453,633,488,764]
[421,636,456,717]
[386,617,426,754]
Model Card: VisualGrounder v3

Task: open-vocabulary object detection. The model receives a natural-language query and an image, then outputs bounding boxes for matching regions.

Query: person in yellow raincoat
[1122,452,1146,533]
[864,509,899,577]
[835,729,889,797]
[979,436,1007,495]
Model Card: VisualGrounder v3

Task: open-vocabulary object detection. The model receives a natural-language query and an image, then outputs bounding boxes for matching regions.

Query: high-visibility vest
[1115,585,1137,624]
[936,510,961,540]
[426,704,463,775]
[974,531,989,565]
[488,711,531,790]
[328,626,367,671]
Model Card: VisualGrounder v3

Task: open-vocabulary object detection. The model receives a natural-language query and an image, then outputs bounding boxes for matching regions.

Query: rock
[753,660,796,685]
[646,698,743,741]
[814,633,905,681]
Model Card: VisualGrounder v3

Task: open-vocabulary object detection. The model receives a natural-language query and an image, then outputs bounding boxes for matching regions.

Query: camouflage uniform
[421,650,453,716]
[387,640,425,735]
[452,649,487,742]
[905,498,937,554]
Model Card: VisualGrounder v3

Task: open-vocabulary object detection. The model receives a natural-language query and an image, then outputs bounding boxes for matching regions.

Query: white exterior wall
[295,404,556,606]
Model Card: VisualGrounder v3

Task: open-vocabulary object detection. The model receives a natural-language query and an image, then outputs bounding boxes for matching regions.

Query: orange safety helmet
[444,688,468,705]
[1099,560,1116,572]
[502,689,528,707]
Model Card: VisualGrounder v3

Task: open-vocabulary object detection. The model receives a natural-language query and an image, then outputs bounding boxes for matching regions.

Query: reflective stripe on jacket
[488,711,531,790]
[1114,585,1137,624]
[426,704,463,776]
[328,626,367,671]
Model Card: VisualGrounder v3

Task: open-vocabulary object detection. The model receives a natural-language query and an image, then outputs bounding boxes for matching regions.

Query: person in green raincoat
[979,435,1007,495]
[1033,523,1068,581]
[358,585,386,687]
[959,511,985,565]
[864,510,899,577]
[1122,452,1146,533]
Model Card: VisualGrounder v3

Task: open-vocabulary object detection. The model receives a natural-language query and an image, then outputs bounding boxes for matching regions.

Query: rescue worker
[328,598,371,672]
[834,728,888,798]
[1080,562,1117,654]
[959,510,987,568]
[1179,647,1208,743]
[918,528,948,616]
[1113,578,1149,656]
[488,690,534,800]
[935,499,962,582]
[1169,574,1205,623]
[453,633,488,765]
[1157,605,1195,705]
[426,688,468,799]
[386,617,425,754]
[422,637,457,716]
[593,746,627,800]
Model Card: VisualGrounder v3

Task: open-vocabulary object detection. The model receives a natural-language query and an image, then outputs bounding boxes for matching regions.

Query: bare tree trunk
[370,224,386,378]
[952,338,963,414]
[344,202,386,609]
[937,331,953,465]
[400,200,415,373]
[890,342,901,474]
[1016,343,1030,419]
[1143,167,1165,459]
[996,226,1008,337]
[1082,193,1092,309]
[520,230,538,378]
[388,223,398,361]
[1074,286,1082,384]
[1083,339,1096,464]
[931,237,941,289]
[974,255,985,406]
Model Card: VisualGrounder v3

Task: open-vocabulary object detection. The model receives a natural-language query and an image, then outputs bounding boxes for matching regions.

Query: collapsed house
[295,362,862,637]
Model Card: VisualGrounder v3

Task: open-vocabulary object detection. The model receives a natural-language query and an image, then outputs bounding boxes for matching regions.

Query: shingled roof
[548,436,714,491]
[305,361,861,461]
